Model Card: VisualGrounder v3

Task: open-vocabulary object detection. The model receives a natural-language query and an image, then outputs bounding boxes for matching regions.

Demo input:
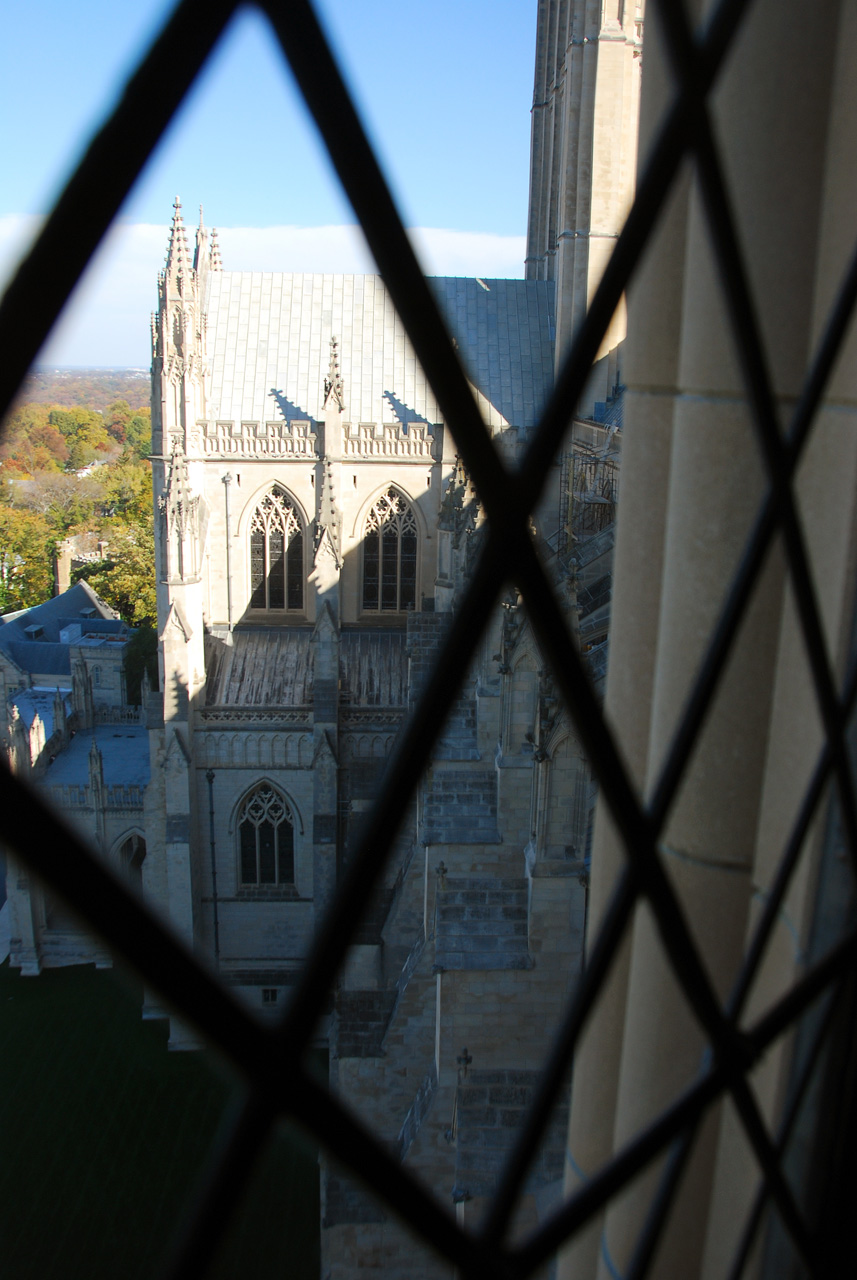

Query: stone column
[558,5,685,1270]
[558,1,848,1275]
[700,3,857,1273]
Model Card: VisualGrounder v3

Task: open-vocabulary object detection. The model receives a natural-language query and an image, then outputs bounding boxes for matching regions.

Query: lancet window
[237,783,295,886]
[249,488,304,611]
[362,487,417,612]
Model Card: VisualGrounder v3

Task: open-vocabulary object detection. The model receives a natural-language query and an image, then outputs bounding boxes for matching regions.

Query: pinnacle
[165,196,190,277]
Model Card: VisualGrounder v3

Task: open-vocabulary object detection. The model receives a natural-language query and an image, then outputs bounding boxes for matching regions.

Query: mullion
[648,221,857,837]
[696,108,857,878]
[725,1073,817,1271]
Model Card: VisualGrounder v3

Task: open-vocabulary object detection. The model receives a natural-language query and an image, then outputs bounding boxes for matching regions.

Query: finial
[194,205,209,271]
[210,227,222,271]
[323,335,345,411]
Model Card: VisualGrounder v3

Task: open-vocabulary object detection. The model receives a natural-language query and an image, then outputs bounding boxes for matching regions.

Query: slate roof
[203,273,555,430]
[3,643,75,677]
[9,687,72,737]
[0,582,120,676]
[207,629,313,707]
[44,726,150,789]
[204,627,408,709]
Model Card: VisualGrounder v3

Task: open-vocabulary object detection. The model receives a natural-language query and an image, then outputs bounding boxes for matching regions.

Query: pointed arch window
[237,783,294,886]
[249,488,304,611]
[362,488,417,612]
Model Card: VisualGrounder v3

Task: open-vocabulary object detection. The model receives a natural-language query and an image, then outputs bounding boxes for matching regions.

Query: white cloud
[0,218,526,368]
[407,227,526,279]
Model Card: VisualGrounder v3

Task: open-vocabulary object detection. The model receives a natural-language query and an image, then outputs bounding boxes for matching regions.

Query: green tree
[98,457,152,521]
[0,506,55,612]
[123,409,152,460]
[76,518,156,626]
[48,406,114,470]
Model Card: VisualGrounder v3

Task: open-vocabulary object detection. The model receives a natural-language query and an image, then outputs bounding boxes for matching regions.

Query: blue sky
[0,0,537,367]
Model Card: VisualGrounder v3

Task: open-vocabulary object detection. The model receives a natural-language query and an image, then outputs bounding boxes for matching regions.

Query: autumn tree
[0,403,70,475]
[123,409,152,460]
[98,457,152,521]
[0,506,55,612]
[48,406,114,470]
[104,399,132,444]
[76,517,156,626]
[10,472,103,530]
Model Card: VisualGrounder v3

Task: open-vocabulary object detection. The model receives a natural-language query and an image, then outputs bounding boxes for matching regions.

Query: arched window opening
[249,488,303,611]
[362,488,417,612]
[118,833,147,890]
[237,784,295,886]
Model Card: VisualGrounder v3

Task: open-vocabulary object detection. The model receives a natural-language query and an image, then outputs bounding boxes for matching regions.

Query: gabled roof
[0,582,120,676]
[203,273,555,431]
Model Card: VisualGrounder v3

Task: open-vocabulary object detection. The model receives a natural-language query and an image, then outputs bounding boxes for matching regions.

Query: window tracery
[249,488,303,611]
[237,783,295,886]
[362,487,417,612]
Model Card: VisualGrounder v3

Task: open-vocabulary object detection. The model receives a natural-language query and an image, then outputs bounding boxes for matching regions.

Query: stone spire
[323,336,345,411]
[164,196,191,289]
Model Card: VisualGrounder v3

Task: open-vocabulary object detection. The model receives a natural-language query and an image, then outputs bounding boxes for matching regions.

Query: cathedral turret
[151,198,209,457]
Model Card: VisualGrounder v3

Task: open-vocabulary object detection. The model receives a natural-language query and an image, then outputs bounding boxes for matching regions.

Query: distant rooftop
[43,726,150,790]
[0,582,124,677]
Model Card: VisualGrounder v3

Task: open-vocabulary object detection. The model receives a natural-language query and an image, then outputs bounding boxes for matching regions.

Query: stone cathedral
[2,3,641,1273]
[142,196,606,1266]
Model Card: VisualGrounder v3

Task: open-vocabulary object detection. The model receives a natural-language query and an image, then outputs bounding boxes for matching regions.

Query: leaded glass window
[237,784,294,886]
[362,487,417,612]
[249,487,304,611]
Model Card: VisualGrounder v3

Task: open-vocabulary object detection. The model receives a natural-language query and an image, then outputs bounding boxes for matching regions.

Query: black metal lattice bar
[1,0,857,1275]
